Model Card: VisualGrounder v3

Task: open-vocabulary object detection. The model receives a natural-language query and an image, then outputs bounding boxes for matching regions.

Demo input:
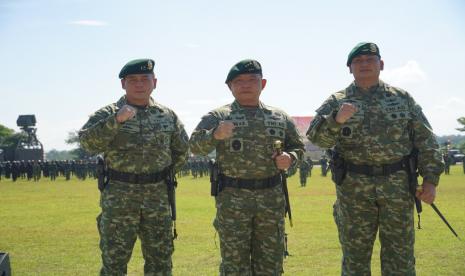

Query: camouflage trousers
[98,180,174,276]
[333,170,415,276]
[214,184,286,276]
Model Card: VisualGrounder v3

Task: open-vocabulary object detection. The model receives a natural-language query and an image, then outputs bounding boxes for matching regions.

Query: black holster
[327,149,347,186]
[166,166,177,221]
[405,148,423,215]
[209,159,221,196]
[96,156,108,192]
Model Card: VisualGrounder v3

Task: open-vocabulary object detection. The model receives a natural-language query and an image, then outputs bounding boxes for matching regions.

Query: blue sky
[1,0,464,150]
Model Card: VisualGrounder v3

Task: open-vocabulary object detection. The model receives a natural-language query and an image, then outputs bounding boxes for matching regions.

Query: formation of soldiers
[299,157,313,187]
[0,160,97,182]
[178,157,211,178]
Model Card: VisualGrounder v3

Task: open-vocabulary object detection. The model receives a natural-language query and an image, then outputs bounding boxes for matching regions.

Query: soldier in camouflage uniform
[79,59,188,276]
[307,42,444,276]
[190,59,305,276]
[443,153,451,175]
[299,158,310,187]
[319,155,328,176]
[32,160,41,182]
[63,160,71,181]
[49,161,58,181]
[307,157,313,178]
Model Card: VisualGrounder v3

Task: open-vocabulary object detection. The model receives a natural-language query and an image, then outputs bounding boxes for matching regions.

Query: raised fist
[116,105,137,123]
[213,121,235,140]
[335,103,357,124]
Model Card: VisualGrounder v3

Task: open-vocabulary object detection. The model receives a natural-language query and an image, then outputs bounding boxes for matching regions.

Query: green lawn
[1,166,464,275]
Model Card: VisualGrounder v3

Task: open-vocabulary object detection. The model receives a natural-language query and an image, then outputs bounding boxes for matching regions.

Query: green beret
[119,59,155,79]
[225,59,262,83]
[347,42,380,66]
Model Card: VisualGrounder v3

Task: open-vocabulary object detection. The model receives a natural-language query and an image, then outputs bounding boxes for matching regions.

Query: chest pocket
[264,111,287,139]
[147,114,175,146]
[111,117,140,149]
[339,99,364,140]
[381,98,410,141]
[264,111,287,154]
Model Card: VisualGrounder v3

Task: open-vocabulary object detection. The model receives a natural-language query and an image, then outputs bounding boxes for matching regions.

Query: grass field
[1,166,465,275]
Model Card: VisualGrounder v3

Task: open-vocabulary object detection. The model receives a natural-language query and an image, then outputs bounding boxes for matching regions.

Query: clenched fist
[272,152,293,170]
[335,103,358,124]
[213,121,235,140]
[416,182,436,204]
[116,105,137,123]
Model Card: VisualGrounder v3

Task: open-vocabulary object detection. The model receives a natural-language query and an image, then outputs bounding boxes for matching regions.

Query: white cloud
[381,60,427,86]
[69,20,108,27]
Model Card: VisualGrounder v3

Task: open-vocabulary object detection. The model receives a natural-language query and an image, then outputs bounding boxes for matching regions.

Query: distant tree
[0,124,27,148]
[0,124,15,145]
[459,141,465,153]
[46,149,77,160]
[457,117,465,132]
[65,130,90,159]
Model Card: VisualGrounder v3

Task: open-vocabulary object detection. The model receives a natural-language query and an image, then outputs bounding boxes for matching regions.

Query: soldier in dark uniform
[26,160,33,180]
[307,157,314,178]
[33,160,41,182]
[49,161,58,181]
[43,161,50,178]
[299,158,310,187]
[64,160,71,181]
[319,155,328,176]
[20,160,26,179]
[443,153,451,175]
[5,161,12,179]
[11,161,20,182]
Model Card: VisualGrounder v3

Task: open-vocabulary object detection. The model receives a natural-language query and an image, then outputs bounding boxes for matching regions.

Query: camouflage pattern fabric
[307,80,444,276]
[80,96,188,173]
[97,180,173,276]
[299,159,310,186]
[79,95,188,276]
[190,101,304,179]
[333,171,415,275]
[215,185,286,275]
[190,100,304,275]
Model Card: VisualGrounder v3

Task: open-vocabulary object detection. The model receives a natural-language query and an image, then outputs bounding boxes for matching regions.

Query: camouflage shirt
[79,96,188,173]
[189,100,305,179]
[307,80,444,185]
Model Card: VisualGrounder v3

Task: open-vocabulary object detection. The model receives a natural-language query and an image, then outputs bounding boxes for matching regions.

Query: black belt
[346,160,406,176]
[108,167,168,184]
[220,174,282,190]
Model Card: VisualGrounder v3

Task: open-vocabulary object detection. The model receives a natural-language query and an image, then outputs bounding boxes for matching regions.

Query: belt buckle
[372,165,384,176]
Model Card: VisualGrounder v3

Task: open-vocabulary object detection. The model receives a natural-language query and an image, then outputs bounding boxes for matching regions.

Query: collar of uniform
[349,80,384,96]
[231,100,270,111]
[116,95,158,109]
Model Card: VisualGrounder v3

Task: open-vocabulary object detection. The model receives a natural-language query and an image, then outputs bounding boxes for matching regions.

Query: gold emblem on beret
[147,60,153,70]
[370,43,377,52]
